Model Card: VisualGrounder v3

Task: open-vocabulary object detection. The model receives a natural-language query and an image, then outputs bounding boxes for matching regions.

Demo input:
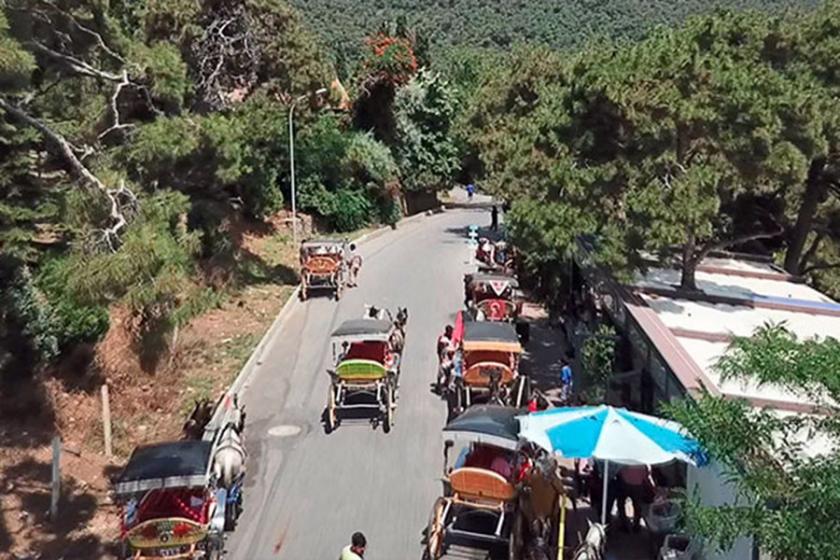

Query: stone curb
[204,207,444,434]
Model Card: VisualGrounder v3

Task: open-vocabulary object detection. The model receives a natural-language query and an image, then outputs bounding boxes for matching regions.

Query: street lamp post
[289,88,328,247]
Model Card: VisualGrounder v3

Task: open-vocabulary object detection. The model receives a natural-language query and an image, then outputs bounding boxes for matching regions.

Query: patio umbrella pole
[601,460,609,525]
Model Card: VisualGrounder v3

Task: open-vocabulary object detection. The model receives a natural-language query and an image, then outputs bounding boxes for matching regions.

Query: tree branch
[26,40,122,81]
[695,224,785,265]
[801,261,840,275]
[45,2,126,64]
[799,231,825,273]
[0,96,134,251]
[98,70,135,140]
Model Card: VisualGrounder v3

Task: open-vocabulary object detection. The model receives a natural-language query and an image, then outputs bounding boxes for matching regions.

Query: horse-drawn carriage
[464,273,521,321]
[464,273,530,343]
[452,322,529,413]
[426,405,524,560]
[299,239,350,301]
[117,395,247,559]
[426,406,573,560]
[326,316,405,432]
[115,441,231,559]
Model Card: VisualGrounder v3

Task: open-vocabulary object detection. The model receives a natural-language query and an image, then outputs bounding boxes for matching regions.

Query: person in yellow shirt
[340,532,366,560]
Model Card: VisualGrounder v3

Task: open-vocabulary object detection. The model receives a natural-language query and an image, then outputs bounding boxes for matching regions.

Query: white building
[576,247,837,559]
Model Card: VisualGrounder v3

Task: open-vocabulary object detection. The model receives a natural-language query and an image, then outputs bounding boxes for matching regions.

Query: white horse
[212,395,247,489]
[213,423,246,488]
[573,520,607,560]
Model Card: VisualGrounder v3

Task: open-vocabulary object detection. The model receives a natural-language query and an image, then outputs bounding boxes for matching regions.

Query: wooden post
[50,436,60,520]
[101,384,113,459]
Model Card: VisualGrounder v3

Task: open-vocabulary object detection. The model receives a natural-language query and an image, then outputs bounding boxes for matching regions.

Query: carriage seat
[449,467,516,504]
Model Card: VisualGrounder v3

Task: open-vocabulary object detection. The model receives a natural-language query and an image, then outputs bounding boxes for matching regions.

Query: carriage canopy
[301,239,346,252]
[330,319,393,343]
[443,405,521,450]
[468,273,519,288]
[462,321,522,353]
[115,441,213,495]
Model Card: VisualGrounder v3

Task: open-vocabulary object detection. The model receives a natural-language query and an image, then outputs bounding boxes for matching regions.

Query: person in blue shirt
[560,360,573,403]
[466,183,475,200]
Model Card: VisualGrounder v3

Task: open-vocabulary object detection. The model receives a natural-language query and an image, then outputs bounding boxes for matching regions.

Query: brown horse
[518,453,580,560]
[182,398,215,440]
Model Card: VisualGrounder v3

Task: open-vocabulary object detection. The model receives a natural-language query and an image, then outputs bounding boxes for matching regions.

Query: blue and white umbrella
[517,405,706,523]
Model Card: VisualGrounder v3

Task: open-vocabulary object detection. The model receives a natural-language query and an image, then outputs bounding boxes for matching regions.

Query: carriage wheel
[205,535,224,560]
[509,513,524,560]
[424,497,447,560]
[383,383,394,433]
[327,384,338,432]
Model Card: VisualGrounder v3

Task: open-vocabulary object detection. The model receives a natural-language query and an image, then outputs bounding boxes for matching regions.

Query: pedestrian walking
[437,325,454,360]
[466,183,475,200]
[490,205,499,231]
[340,532,367,559]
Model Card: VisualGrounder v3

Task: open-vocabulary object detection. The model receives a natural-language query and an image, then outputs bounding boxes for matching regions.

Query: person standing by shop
[560,359,574,404]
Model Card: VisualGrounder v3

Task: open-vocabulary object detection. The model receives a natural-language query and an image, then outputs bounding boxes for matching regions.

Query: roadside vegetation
[0,0,459,392]
[666,324,840,560]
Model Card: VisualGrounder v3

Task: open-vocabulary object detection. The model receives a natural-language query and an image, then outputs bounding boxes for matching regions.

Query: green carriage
[326,318,402,432]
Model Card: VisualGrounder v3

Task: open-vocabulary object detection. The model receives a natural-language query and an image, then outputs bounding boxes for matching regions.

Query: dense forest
[289,0,820,67]
[461,2,840,301]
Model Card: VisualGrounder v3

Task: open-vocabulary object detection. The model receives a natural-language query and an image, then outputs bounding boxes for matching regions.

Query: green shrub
[51,298,110,349]
[3,266,59,365]
[332,189,374,231]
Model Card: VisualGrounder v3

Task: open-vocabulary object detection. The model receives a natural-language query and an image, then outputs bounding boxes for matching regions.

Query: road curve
[226,208,492,560]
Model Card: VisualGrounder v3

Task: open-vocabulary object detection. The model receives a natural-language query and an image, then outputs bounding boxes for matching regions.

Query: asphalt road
[226,208,493,560]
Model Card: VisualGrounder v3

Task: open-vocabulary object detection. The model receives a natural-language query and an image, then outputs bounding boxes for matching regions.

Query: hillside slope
[291,0,819,57]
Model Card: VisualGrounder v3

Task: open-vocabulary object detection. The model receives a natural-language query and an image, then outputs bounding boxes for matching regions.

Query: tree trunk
[784,158,827,275]
[681,227,698,291]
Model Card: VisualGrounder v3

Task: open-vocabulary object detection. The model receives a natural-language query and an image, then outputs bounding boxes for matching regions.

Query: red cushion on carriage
[137,488,211,525]
[345,341,387,363]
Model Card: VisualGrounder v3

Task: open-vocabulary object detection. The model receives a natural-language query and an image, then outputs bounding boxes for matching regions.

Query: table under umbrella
[517,405,706,524]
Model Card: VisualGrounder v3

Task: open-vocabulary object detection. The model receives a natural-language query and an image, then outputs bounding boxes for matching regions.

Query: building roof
[628,257,839,414]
